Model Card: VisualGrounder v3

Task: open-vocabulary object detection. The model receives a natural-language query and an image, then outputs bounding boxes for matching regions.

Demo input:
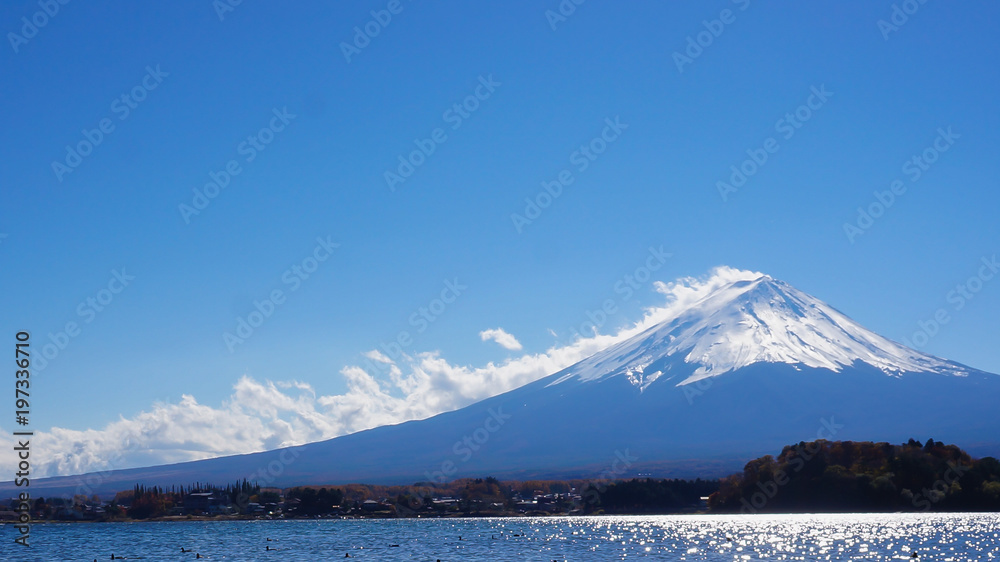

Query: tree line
[114,479,262,518]
[31,438,1000,519]
[709,438,1000,513]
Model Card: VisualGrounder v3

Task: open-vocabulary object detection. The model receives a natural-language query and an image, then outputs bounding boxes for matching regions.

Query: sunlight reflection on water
[3,512,997,561]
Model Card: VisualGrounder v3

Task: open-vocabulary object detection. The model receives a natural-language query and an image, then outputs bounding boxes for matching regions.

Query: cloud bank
[1,267,758,479]
[479,327,523,350]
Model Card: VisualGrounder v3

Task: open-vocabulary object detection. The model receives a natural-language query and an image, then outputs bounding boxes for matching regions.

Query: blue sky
[2,0,999,475]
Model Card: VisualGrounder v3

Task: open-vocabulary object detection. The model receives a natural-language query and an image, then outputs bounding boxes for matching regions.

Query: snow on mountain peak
[550,268,972,389]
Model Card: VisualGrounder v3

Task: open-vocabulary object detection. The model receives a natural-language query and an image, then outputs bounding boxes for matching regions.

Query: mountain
[8,272,1000,498]
[549,273,972,389]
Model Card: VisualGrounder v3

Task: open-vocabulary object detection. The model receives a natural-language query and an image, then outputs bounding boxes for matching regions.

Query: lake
[2,513,997,561]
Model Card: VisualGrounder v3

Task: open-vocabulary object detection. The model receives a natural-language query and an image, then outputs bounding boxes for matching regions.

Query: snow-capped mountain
[8,269,999,497]
[551,273,972,390]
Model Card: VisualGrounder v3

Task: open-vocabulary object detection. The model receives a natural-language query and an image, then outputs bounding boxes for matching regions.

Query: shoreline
[7,509,1000,524]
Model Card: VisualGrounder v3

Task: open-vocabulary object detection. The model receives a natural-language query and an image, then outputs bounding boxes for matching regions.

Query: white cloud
[479,327,523,351]
[0,266,758,479]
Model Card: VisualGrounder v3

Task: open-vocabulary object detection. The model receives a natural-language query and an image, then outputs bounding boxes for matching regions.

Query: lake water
[2,513,997,561]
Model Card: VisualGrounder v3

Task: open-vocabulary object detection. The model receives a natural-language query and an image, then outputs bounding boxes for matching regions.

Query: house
[183,492,231,514]
[184,492,214,513]
[361,499,393,512]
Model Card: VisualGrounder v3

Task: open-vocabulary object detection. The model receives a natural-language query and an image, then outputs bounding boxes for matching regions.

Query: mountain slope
[7,271,999,498]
